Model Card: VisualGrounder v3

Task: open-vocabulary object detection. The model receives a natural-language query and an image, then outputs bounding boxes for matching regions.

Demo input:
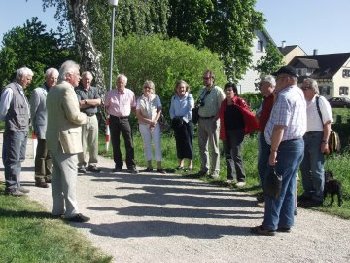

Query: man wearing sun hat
[251,66,306,236]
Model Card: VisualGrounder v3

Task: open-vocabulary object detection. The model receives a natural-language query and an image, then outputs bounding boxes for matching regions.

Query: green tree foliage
[87,0,170,82]
[255,42,284,77]
[42,0,170,86]
[114,34,226,115]
[167,0,264,82]
[0,17,75,93]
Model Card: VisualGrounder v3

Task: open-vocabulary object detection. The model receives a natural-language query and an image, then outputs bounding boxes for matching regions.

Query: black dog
[324,171,343,207]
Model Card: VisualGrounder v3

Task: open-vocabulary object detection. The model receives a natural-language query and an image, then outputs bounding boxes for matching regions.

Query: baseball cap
[272,66,298,77]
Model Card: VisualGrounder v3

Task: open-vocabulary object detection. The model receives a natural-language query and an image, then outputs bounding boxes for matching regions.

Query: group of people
[1,62,333,231]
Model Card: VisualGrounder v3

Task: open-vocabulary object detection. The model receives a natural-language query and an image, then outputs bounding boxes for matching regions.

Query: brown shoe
[35,181,49,188]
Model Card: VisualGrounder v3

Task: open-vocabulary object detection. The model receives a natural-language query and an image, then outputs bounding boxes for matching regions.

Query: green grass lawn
[0,186,112,263]
[98,128,350,219]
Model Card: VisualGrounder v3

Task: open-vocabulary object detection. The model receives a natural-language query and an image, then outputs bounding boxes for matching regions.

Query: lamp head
[108,0,119,6]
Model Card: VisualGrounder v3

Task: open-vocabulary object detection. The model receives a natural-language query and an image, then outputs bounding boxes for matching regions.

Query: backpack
[315,96,341,154]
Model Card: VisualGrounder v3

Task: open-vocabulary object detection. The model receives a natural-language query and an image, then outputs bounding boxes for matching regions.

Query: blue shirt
[169,92,194,123]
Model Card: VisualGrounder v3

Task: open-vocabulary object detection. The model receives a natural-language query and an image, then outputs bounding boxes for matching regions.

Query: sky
[1,0,350,55]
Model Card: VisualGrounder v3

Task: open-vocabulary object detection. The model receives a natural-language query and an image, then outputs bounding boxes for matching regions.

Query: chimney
[313,49,318,55]
[281,40,286,48]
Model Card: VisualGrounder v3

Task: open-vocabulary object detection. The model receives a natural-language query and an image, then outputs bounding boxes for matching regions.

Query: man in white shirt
[298,78,333,207]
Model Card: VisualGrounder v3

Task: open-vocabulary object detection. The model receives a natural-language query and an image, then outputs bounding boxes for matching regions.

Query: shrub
[114,34,226,118]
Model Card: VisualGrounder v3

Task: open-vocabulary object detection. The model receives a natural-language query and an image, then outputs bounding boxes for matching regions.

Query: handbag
[192,106,199,124]
[315,96,341,154]
[171,117,184,129]
[264,165,282,199]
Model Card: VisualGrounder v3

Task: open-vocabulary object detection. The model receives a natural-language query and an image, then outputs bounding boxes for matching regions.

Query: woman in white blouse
[136,80,165,173]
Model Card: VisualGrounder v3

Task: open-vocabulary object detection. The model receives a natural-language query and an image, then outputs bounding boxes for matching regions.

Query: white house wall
[332,58,350,98]
[237,30,269,94]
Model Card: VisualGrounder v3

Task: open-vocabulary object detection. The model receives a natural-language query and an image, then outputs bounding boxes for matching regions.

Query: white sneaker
[210,172,220,179]
[226,179,233,184]
[235,181,246,188]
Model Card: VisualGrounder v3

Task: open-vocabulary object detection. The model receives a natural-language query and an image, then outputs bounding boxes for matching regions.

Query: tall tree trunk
[67,0,105,94]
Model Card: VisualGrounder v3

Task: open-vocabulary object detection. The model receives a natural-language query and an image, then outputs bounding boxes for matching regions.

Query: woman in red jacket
[218,83,259,187]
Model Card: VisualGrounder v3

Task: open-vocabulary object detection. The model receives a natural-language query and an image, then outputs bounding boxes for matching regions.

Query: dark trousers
[3,130,27,191]
[109,116,135,169]
[174,121,193,159]
[225,129,246,182]
[35,139,52,182]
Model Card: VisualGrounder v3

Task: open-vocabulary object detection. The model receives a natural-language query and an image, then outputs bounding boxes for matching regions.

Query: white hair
[45,67,59,78]
[58,60,80,82]
[16,67,34,81]
[260,75,276,87]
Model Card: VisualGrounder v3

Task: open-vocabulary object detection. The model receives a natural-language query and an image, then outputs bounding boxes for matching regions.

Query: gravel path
[1,133,350,262]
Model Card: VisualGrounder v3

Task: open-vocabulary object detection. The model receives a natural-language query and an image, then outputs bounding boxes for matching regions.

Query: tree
[42,0,170,91]
[255,42,284,77]
[0,17,74,92]
[167,0,264,82]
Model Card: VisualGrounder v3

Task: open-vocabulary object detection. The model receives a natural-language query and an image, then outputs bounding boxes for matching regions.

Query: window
[339,86,349,95]
[342,69,350,78]
[319,86,331,95]
[257,40,263,52]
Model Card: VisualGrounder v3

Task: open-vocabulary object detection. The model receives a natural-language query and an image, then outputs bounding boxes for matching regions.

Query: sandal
[250,225,276,236]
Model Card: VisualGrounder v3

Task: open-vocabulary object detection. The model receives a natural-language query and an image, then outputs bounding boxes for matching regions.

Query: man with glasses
[251,66,306,236]
[195,70,225,178]
[298,78,332,207]
[47,60,89,222]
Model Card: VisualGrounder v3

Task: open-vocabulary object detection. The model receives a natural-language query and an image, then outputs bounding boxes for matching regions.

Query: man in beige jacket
[46,60,89,222]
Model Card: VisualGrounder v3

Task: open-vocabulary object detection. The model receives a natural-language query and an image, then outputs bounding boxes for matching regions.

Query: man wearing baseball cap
[251,66,306,236]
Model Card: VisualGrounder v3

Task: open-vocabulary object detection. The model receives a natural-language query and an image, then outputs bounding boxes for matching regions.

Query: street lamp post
[108,0,119,91]
[106,0,119,152]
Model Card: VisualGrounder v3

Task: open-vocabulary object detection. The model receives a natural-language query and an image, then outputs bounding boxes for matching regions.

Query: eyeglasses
[300,86,311,91]
[203,77,212,80]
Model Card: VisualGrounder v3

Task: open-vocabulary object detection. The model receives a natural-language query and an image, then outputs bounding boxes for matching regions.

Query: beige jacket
[46,81,87,154]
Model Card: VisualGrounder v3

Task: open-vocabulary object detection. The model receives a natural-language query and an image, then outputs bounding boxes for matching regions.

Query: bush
[114,34,226,118]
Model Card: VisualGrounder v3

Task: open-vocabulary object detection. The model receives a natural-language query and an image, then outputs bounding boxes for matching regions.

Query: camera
[195,99,205,108]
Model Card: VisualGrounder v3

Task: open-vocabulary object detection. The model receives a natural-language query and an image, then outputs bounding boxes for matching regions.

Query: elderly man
[298,78,333,207]
[47,60,89,222]
[0,67,33,196]
[196,70,225,178]
[251,66,306,236]
[105,74,138,173]
[256,75,276,202]
[30,68,59,188]
[75,71,102,174]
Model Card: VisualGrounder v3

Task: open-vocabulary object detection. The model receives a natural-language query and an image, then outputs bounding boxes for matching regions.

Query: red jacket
[218,96,259,140]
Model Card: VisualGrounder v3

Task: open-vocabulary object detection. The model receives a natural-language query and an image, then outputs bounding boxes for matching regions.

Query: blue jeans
[299,131,325,202]
[3,130,28,191]
[258,132,270,188]
[262,138,304,230]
